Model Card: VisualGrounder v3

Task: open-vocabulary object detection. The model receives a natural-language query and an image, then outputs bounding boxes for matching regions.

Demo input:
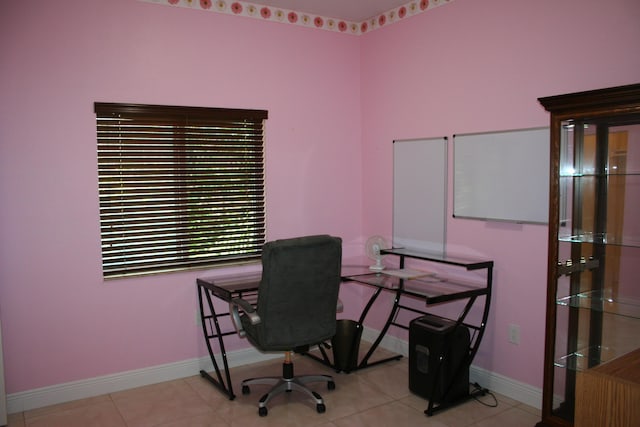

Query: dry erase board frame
[453,127,549,224]
[393,137,447,253]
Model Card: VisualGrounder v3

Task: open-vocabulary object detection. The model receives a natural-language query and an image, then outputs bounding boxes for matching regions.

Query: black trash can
[331,319,362,372]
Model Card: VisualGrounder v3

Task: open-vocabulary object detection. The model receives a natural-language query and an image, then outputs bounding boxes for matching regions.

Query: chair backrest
[255,235,342,351]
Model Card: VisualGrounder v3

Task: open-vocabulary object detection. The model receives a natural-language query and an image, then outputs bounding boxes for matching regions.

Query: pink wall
[360,0,640,387]
[1,0,639,397]
[0,0,362,393]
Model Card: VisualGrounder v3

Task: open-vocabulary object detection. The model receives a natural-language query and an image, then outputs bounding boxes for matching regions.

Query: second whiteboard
[453,127,549,224]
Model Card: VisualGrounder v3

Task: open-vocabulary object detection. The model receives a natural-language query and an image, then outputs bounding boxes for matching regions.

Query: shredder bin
[331,319,362,372]
[409,314,470,403]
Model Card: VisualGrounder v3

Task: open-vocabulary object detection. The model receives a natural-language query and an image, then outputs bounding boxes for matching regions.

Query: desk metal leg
[424,274,493,416]
[198,285,236,400]
[357,287,403,370]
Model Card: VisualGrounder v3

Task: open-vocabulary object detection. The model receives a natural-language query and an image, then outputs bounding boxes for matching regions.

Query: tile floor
[7,352,540,427]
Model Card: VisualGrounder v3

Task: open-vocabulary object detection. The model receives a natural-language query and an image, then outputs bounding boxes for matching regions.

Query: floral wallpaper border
[139,0,453,35]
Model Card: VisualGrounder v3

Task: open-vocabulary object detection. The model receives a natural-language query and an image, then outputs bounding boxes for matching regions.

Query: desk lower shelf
[342,272,488,305]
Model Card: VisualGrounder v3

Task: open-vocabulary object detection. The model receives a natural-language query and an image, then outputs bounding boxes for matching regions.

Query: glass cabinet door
[550,118,640,424]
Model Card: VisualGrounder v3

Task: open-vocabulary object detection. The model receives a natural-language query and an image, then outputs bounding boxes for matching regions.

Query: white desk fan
[365,235,389,271]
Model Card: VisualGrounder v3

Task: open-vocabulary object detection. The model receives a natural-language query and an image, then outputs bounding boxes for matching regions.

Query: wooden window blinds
[95,103,268,278]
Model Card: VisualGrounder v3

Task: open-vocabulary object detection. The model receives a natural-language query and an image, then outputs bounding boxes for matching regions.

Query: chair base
[241,360,335,417]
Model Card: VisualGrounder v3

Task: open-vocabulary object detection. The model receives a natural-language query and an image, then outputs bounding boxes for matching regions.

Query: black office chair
[230,235,342,417]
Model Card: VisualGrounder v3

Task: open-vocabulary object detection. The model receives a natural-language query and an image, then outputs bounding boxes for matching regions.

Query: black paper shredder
[409,314,470,403]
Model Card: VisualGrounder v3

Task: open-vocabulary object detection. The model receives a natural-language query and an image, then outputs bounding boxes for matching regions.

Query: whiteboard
[393,137,447,253]
[453,127,549,224]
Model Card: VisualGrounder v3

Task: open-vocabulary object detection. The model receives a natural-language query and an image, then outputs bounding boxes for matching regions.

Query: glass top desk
[197,249,493,409]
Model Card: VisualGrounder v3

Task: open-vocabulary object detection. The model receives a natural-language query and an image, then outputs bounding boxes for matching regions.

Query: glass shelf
[560,170,640,177]
[554,345,619,371]
[558,232,640,248]
[381,247,493,270]
[342,271,488,305]
[556,289,640,320]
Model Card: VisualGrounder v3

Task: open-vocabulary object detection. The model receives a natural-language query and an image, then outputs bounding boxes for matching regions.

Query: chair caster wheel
[242,385,250,395]
[327,381,335,390]
[316,403,326,413]
[258,406,268,417]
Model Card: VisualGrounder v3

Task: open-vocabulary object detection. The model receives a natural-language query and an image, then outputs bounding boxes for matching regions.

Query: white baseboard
[468,364,542,409]
[7,326,541,413]
[7,347,278,414]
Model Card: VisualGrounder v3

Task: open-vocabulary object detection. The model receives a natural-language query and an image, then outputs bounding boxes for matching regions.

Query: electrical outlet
[508,324,520,345]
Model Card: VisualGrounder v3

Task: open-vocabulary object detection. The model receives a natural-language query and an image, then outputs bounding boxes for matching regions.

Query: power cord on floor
[471,382,498,408]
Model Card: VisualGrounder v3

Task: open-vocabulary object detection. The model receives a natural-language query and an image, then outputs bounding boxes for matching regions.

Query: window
[95,103,268,278]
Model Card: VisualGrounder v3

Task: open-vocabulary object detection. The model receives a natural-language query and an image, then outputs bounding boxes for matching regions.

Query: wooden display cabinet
[575,348,640,427]
[537,84,640,427]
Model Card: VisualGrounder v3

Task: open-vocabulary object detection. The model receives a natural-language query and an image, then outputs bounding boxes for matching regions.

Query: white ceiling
[253,0,410,22]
